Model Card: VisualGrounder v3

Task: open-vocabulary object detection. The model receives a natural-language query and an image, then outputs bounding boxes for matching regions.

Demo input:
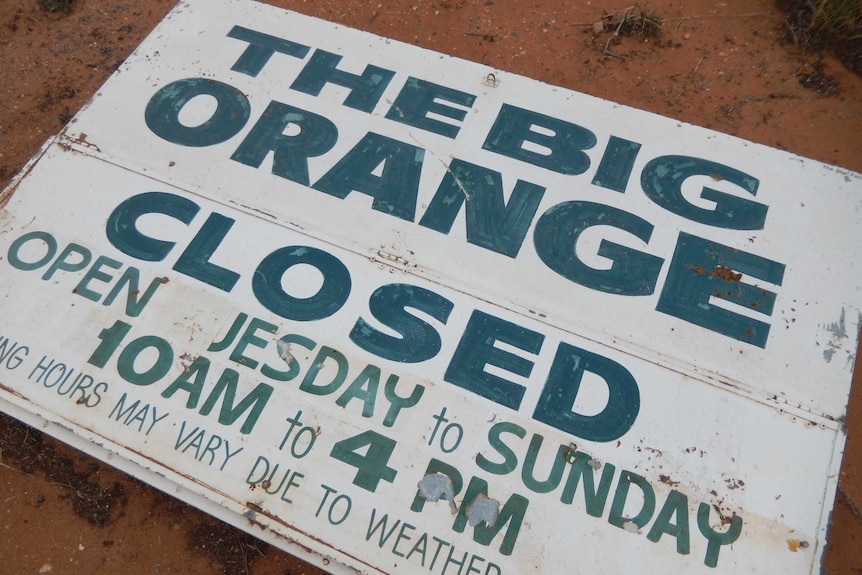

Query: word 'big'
[142,26,786,349]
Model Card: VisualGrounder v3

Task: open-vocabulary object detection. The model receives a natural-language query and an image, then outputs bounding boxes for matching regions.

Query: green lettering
[646,490,691,555]
[117,335,173,386]
[74,256,122,302]
[145,78,250,147]
[559,451,616,517]
[476,422,525,475]
[291,49,395,113]
[641,155,767,229]
[382,376,424,427]
[198,370,273,434]
[312,132,423,221]
[385,77,475,138]
[452,477,529,556]
[419,159,545,258]
[697,502,742,568]
[261,333,317,382]
[7,231,57,270]
[483,104,596,175]
[230,101,338,185]
[299,346,349,395]
[335,364,382,418]
[533,200,662,296]
[608,470,656,530]
[41,242,91,281]
[521,434,567,493]
[161,355,210,408]
[102,267,164,318]
[229,317,279,370]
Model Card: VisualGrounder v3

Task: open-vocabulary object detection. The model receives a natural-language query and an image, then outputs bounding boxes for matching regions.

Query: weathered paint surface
[0,0,861,573]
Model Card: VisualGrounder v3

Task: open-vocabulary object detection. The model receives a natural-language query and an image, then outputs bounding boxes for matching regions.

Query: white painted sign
[1,0,860,573]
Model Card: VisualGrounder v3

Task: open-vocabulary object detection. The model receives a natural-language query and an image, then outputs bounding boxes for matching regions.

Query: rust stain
[712,503,735,526]
[708,265,742,282]
[724,477,746,490]
[0,382,28,401]
[73,132,102,153]
[658,474,679,487]
[686,263,743,282]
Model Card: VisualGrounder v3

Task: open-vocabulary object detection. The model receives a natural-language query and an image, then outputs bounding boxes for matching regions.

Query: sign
[1,0,860,572]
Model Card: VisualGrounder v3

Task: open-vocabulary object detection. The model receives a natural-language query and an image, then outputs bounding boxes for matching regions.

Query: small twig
[673,17,691,34]
[240,540,250,575]
[0,452,77,492]
[247,542,266,558]
[694,56,705,72]
[465,32,499,42]
[603,11,628,59]
[0,449,29,475]
[672,12,777,33]
[640,16,662,30]
[784,17,800,46]
[670,12,776,22]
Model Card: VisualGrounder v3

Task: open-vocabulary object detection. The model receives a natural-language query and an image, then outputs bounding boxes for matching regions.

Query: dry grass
[779,0,862,75]
[36,0,74,13]
[807,0,862,40]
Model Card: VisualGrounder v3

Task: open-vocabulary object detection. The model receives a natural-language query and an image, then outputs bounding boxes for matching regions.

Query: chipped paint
[417,472,458,514]
[465,493,500,527]
[821,307,861,365]
[622,521,640,534]
[276,340,295,367]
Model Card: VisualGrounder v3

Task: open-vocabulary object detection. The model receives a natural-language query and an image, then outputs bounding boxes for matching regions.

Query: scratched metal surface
[0,0,860,573]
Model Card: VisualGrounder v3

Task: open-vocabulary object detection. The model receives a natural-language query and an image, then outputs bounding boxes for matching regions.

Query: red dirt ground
[1,0,860,574]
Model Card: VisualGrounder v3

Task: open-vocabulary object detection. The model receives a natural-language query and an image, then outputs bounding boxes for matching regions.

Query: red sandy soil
[0,0,860,574]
